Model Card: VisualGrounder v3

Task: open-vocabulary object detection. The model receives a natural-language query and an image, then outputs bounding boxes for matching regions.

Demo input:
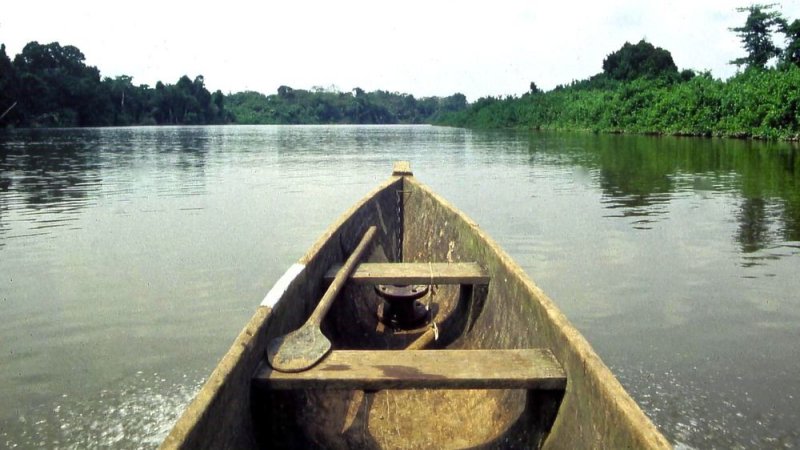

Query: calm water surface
[1,125,799,448]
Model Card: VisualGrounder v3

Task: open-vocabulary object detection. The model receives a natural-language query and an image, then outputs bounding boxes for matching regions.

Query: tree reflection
[775,150,800,244]
[1,130,101,211]
[0,148,9,246]
[525,132,800,254]
[0,127,211,240]
[595,138,675,224]
[736,197,772,254]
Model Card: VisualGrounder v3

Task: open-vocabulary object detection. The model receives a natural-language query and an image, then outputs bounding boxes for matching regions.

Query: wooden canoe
[161,162,671,449]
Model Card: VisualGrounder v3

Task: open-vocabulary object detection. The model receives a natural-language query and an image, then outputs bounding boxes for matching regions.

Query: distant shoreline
[5,39,800,141]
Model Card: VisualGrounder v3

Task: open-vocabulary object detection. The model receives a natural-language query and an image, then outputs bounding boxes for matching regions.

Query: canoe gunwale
[402,176,671,449]
[160,175,405,449]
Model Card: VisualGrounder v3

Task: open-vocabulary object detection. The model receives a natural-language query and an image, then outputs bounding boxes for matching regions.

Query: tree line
[0,42,231,127]
[4,3,799,136]
[0,41,467,128]
[226,87,467,125]
[438,3,800,140]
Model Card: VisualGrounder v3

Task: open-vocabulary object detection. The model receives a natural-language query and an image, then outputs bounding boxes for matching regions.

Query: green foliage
[225,87,466,125]
[441,13,800,141]
[1,41,231,127]
[730,4,787,69]
[783,19,800,67]
[0,44,20,123]
[11,41,103,126]
[0,40,464,128]
[602,40,679,81]
[439,67,800,140]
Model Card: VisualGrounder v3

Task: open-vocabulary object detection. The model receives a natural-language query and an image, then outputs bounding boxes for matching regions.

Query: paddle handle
[308,226,377,326]
[406,322,438,350]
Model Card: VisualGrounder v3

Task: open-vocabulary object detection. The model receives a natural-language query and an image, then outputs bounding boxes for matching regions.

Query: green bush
[438,67,800,140]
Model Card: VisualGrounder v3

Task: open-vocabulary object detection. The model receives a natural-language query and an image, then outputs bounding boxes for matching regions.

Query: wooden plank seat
[253,349,566,391]
[323,262,490,285]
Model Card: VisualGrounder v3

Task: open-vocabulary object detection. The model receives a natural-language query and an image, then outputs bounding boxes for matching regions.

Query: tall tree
[440,93,468,112]
[730,4,787,70]
[103,75,138,125]
[602,40,678,81]
[783,19,800,67]
[12,41,105,126]
[0,44,20,124]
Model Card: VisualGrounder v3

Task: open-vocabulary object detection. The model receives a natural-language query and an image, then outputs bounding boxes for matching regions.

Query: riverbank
[437,66,800,141]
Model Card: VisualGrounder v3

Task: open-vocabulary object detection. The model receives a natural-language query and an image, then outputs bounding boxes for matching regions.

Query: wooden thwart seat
[323,262,490,285]
[253,349,566,391]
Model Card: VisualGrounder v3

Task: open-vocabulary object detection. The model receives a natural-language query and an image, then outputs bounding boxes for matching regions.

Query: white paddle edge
[261,263,305,307]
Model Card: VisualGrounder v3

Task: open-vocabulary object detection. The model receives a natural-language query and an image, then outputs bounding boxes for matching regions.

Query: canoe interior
[161,172,671,449]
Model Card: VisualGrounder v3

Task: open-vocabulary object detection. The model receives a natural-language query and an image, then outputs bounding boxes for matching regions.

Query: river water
[1,125,798,449]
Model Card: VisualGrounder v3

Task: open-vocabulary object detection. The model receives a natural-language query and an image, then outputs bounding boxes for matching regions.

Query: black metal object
[375,284,430,329]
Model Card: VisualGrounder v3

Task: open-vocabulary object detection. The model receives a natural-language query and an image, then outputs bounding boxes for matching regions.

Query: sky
[3,0,800,101]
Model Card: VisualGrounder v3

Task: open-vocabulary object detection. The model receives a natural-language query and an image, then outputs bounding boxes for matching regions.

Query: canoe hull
[162,169,670,449]
[403,176,669,449]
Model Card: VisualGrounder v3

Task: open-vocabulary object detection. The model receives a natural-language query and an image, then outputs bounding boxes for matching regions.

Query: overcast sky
[3,1,800,100]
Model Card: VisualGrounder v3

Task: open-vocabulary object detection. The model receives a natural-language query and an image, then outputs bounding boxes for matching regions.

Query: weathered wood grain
[267,226,377,373]
[392,160,413,176]
[323,262,489,285]
[253,349,566,391]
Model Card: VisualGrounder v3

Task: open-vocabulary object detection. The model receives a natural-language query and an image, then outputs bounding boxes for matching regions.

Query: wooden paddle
[267,226,377,373]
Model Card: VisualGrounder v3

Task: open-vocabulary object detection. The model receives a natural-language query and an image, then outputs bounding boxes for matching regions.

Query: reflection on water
[1,126,799,449]
[6,129,797,255]
[0,127,213,240]
[524,133,800,257]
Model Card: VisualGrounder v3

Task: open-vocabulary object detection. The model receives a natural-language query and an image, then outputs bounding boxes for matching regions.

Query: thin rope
[427,262,438,340]
[427,261,434,312]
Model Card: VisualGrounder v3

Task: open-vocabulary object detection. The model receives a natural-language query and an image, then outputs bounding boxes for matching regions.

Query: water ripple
[1,373,203,450]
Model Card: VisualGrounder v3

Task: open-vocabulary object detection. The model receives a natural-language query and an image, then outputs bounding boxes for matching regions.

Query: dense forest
[439,4,800,140]
[3,4,800,138]
[0,41,466,128]
[0,42,230,127]
[226,88,467,124]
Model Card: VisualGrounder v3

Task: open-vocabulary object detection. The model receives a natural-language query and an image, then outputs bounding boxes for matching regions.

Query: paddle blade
[267,325,332,373]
